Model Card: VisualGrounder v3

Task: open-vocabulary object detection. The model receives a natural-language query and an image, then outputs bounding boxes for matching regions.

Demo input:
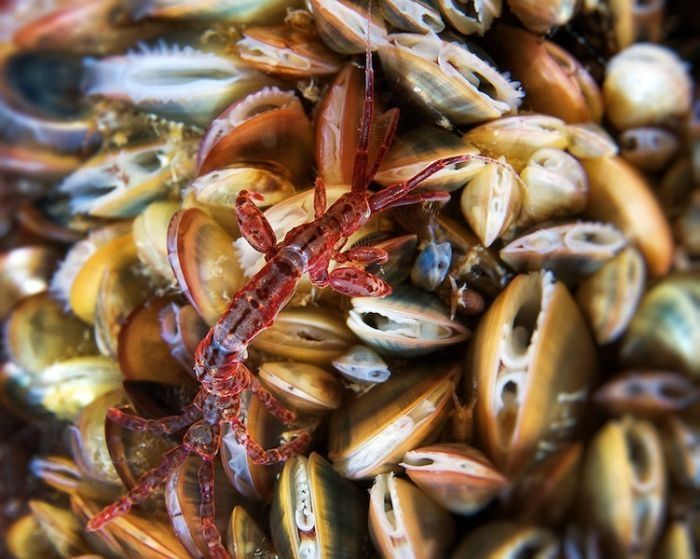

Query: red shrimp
[85,46,501,558]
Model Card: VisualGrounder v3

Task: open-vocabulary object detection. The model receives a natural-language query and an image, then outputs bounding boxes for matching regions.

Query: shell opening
[495,272,555,446]
[238,38,312,71]
[371,474,404,538]
[356,311,453,340]
[293,459,317,534]
[564,223,625,254]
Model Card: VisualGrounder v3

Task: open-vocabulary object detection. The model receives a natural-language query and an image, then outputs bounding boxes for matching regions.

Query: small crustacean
[85,42,514,557]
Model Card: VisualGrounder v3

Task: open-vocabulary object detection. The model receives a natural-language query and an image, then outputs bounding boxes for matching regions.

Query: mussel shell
[258,361,342,415]
[382,0,445,34]
[117,297,194,385]
[3,292,97,375]
[593,371,700,417]
[329,362,459,479]
[331,344,391,384]
[468,271,597,475]
[310,0,388,54]
[0,245,60,320]
[579,417,666,557]
[168,208,245,326]
[369,472,454,559]
[71,494,192,558]
[401,443,507,515]
[220,395,286,501]
[451,522,559,558]
[487,25,602,123]
[27,355,122,421]
[378,32,521,127]
[375,126,484,192]
[582,156,673,277]
[28,500,90,557]
[227,506,276,559]
[565,123,618,160]
[619,126,679,172]
[133,200,180,283]
[252,308,354,365]
[465,115,568,169]
[68,232,139,324]
[499,222,627,284]
[347,283,470,356]
[69,389,124,486]
[621,273,700,378]
[237,25,343,78]
[270,452,367,559]
[166,455,246,558]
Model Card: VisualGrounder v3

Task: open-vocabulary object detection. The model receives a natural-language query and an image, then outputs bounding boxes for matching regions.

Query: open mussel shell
[375,126,485,192]
[196,87,313,184]
[329,362,459,479]
[220,395,286,501]
[59,139,195,218]
[30,455,119,502]
[252,308,354,365]
[565,123,618,160]
[133,200,180,283]
[0,245,60,320]
[378,32,522,128]
[61,229,139,324]
[168,208,245,326]
[23,355,122,421]
[437,0,501,35]
[464,115,568,169]
[487,25,602,123]
[467,271,597,476]
[451,522,559,558]
[84,46,275,128]
[576,246,645,345]
[579,417,666,558]
[186,165,296,236]
[582,155,673,277]
[461,158,522,247]
[237,24,343,78]
[68,389,124,487]
[94,250,154,357]
[310,0,388,54]
[517,148,588,227]
[500,222,627,283]
[347,284,469,357]
[117,297,194,385]
[4,292,97,375]
[332,344,391,384]
[270,452,367,559]
[227,505,276,559]
[508,443,582,525]
[166,455,247,558]
[619,126,680,172]
[258,362,342,416]
[593,371,700,417]
[621,273,700,378]
[382,0,445,34]
[369,472,455,559]
[401,443,507,515]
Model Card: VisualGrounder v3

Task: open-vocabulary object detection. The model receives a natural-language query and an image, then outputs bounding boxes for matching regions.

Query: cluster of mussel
[0,0,699,558]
